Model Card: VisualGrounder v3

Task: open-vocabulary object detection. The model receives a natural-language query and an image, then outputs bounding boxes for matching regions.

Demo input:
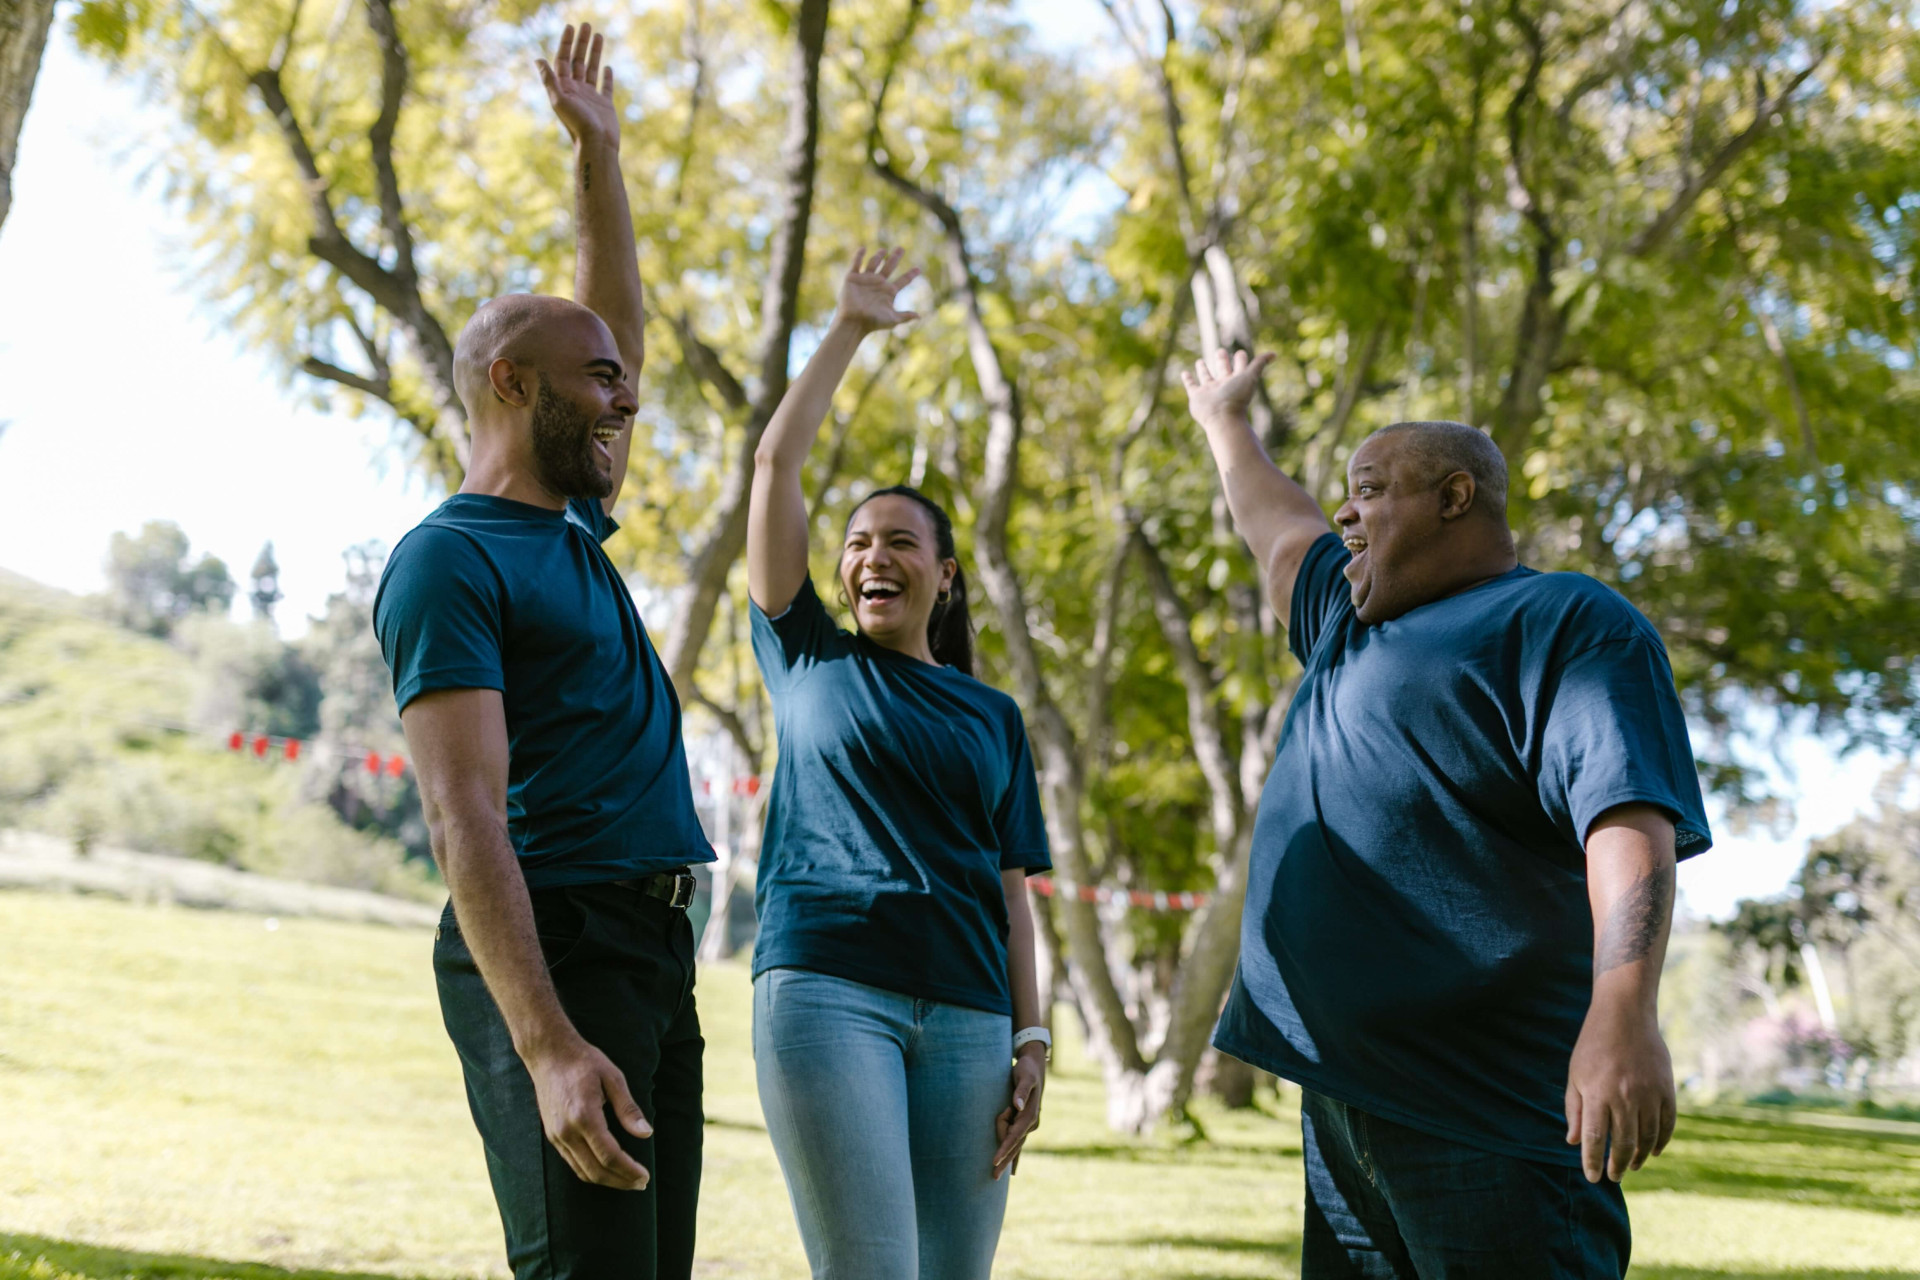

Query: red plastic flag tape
[283,739,301,762]
[253,736,270,759]
[365,750,382,775]
[386,754,406,778]
[229,732,244,752]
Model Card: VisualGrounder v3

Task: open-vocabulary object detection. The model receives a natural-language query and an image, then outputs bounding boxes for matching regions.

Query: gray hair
[1366,420,1510,517]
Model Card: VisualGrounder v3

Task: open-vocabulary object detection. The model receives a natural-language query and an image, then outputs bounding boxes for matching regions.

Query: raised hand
[1182,347,1274,432]
[834,247,922,336]
[538,22,620,151]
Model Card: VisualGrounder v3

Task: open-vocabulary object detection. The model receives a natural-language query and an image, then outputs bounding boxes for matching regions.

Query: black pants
[434,881,704,1280]
[1301,1090,1630,1279]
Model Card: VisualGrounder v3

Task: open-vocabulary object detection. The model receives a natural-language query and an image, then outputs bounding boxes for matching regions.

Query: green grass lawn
[1,890,1916,1279]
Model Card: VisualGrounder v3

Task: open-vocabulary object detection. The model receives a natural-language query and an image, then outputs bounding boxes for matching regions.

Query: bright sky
[0,20,1902,920]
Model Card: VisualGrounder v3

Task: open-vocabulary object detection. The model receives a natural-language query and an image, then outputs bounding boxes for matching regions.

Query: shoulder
[952,673,1029,732]
[1509,570,1663,650]
[375,516,500,625]
[383,517,494,585]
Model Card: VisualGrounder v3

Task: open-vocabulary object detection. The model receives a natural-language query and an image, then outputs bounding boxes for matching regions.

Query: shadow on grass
[1101,1230,1302,1280]
[0,1235,417,1280]
[1630,1115,1920,1217]
[1034,1141,1302,1166]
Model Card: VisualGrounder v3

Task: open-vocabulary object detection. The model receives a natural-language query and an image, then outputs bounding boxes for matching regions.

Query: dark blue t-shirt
[373,494,713,888]
[1215,532,1711,1166]
[749,577,1051,1015]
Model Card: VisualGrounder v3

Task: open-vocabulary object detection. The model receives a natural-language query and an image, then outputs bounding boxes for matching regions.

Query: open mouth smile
[858,577,905,604]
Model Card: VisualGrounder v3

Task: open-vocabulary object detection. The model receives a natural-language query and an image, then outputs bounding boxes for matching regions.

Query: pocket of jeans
[530,887,592,973]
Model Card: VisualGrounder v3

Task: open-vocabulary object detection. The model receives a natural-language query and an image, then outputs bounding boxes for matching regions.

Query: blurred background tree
[104,521,236,638]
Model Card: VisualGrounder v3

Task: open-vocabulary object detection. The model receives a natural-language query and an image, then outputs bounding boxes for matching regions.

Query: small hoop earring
[937,588,952,604]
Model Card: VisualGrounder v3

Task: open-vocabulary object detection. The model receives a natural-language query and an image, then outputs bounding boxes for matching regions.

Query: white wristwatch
[1011,1026,1053,1061]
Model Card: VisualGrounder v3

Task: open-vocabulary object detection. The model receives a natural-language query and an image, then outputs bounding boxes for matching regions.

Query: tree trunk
[658,0,828,694]
[0,0,57,236]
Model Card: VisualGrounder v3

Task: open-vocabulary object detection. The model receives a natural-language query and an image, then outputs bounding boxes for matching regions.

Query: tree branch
[657,0,829,694]
[1625,54,1825,258]
[359,0,421,291]
[301,355,389,399]
[669,312,749,411]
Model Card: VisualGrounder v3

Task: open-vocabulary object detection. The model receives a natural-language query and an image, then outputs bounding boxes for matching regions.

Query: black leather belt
[611,869,697,910]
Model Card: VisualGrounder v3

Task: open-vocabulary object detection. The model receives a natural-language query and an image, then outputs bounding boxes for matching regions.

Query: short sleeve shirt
[1214,532,1711,1166]
[373,494,713,887]
[749,576,1050,1014]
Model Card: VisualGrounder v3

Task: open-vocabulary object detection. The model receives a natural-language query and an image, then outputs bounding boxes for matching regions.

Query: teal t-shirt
[749,576,1051,1014]
[1215,532,1712,1166]
[373,494,713,888]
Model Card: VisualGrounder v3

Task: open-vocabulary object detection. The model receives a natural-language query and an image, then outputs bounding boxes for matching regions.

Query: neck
[459,434,566,510]
[1429,523,1519,599]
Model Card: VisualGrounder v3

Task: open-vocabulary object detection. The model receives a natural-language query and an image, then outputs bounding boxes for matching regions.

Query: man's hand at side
[525,1029,654,1190]
[1566,803,1679,1182]
[402,687,651,1190]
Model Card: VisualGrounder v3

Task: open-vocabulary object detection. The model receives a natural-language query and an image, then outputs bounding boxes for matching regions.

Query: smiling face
[839,495,957,656]
[523,312,635,501]
[1332,433,1457,624]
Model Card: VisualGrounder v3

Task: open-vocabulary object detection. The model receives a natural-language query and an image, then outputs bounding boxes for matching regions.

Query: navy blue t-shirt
[373,494,713,888]
[749,577,1051,1015]
[1215,532,1712,1166]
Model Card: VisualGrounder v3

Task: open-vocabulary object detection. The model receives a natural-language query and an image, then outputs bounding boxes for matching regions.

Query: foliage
[0,566,431,899]
[295,542,427,860]
[103,520,235,638]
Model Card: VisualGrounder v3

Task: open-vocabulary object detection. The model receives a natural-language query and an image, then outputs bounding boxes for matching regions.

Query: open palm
[1183,347,1274,430]
[538,22,619,149]
[837,247,922,335]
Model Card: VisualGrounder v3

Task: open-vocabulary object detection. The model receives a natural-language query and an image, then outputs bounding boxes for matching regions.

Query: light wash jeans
[752,967,1013,1280]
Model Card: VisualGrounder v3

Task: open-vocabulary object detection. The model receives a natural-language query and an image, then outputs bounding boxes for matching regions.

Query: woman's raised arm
[748,247,921,615]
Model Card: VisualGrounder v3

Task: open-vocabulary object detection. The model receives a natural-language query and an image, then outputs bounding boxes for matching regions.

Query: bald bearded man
[1183,350,1712,1279]
[372,27,713,1280]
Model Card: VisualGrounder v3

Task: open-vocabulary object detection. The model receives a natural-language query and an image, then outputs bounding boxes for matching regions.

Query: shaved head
[451,294,635,504]
[453,294,612,418]
[1362,421,1510,519]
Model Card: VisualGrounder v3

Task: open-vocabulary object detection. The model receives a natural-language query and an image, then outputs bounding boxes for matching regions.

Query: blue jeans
[752,967,1013,1280]
[1301,1090,1630,1279]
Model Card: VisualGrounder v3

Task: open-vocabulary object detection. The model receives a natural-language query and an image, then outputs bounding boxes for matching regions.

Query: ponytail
[847,484,975,677]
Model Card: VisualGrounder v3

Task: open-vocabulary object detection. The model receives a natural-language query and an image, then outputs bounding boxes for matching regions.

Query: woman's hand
[834,247,921,336]
[992,1044,1047,1179]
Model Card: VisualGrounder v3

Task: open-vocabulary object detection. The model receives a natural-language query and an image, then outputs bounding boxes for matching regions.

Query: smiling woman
[741,247,1055,1280]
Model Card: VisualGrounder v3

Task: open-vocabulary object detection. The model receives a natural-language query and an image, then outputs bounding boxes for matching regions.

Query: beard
[529,373,614,501]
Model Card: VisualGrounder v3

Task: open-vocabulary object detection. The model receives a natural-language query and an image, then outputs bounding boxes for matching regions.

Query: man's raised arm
[540,22,643,513]
[1181,349,1331,630]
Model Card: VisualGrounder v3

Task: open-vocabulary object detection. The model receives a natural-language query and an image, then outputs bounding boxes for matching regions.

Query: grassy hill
[1,890,1917,1280]
[0,571,433,900]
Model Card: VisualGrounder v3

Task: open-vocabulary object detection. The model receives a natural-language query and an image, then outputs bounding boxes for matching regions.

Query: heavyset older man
[1184,349,1712,1279]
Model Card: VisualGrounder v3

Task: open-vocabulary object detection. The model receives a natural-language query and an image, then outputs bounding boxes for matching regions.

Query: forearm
[573,136,643,363]
[1586,806,1678,1018]
[1005,882,1044,1033]
[755,320,866,473]
[1200,413,1327,575]
[441,813,578,1060]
